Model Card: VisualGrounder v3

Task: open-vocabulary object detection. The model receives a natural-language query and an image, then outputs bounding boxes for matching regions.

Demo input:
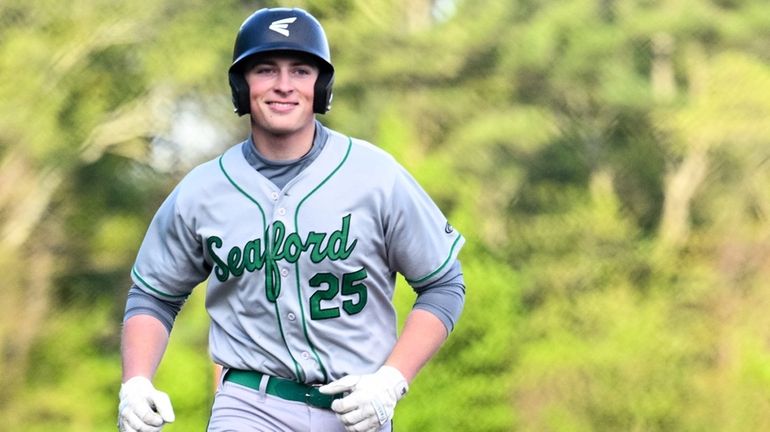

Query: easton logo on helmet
[269,17,297,37]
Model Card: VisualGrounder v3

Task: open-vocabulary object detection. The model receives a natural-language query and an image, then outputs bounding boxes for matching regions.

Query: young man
[118,7,465,432]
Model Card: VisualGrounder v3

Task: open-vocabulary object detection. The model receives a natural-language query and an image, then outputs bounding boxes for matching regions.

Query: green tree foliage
[0,0,244,423]
[1,0,770,431]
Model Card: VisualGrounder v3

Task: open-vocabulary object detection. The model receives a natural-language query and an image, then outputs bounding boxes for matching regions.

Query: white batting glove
[118,376,175,432]
[319,366,408,432]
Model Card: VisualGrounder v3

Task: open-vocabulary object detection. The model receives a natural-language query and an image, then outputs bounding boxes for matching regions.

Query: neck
[250,122,316,161]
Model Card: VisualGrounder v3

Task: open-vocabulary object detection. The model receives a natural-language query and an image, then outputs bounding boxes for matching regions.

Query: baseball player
[118,7,466,432]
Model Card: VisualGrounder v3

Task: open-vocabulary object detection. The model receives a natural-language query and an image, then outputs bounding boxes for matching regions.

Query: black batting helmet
[228,8,334,116]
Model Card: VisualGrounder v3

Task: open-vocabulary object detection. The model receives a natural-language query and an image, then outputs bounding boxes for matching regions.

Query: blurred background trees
[1,0,769,430]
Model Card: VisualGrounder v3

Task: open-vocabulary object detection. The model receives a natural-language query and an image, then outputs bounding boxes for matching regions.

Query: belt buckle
[304,384,332,410]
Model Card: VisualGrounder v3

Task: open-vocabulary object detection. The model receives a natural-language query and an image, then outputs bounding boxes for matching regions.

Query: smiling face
[244,52,319,142]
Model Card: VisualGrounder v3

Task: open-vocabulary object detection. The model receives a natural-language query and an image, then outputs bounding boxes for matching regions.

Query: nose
[274,69,293,93]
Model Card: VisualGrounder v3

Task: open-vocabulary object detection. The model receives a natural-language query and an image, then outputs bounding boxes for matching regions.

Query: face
[244,53,319,138]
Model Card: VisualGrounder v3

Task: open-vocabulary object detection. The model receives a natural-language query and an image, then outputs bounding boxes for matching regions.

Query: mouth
[266,101,299,112]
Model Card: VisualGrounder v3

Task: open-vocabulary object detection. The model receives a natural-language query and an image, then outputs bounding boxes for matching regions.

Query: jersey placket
[270,189,322,383]
[283,137,353,385]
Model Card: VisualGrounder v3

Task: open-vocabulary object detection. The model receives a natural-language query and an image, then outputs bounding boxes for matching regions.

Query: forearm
[384,309,448,383]
[121,314,170,382]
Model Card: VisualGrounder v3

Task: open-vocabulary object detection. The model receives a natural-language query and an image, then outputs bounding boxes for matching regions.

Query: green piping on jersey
[218,156,281,301]
[406,234,464,285]
[132,266,189,299]
[292,136,353,383]
[218,154,304,382]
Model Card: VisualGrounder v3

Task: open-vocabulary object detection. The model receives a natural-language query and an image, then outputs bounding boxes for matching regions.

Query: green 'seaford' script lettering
[206,214,358,302]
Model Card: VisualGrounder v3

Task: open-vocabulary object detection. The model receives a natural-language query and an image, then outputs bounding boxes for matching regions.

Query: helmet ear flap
[229,72,251,116]
[314,71,334,114]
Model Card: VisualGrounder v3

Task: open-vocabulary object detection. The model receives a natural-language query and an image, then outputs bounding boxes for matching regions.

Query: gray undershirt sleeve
[412,260,466,334]
[124,284,188,333]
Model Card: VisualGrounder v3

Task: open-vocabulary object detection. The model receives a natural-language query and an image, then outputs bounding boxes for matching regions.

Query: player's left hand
[319,366,409,432]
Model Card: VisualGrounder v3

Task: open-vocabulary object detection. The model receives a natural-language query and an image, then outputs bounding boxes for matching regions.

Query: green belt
[224,369,341,410]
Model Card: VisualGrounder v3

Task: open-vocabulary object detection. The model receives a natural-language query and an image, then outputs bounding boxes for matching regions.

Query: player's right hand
[118,376,175,432]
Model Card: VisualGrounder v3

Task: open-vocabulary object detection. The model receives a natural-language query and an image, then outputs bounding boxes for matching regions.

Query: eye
[294,67,313,76]
[251,65,276,75]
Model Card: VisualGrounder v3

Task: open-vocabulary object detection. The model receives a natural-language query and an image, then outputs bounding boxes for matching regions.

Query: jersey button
[280,268,289,277]
[287,313,296,321]
[301,351,311,360]
[270,192,279,201]
[277,207,286,216]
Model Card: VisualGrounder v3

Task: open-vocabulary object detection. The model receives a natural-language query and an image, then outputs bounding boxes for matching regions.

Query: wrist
[122,375,152,384]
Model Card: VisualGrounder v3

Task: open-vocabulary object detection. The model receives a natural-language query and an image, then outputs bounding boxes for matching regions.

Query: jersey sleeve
[384,165,465,287]
[131,185,209,299]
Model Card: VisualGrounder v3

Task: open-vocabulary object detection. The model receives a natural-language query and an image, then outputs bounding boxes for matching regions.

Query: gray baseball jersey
[131,127,464,384]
